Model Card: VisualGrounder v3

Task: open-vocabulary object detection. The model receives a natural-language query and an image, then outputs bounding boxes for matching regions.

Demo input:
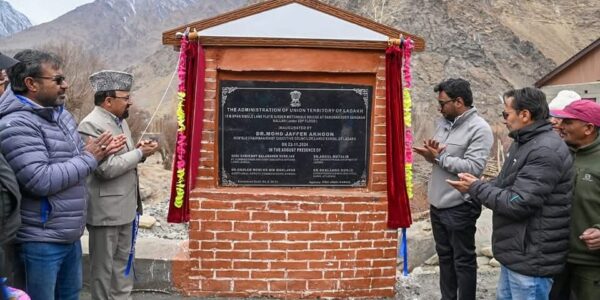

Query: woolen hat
[549,90,581,116]
[0,52,18,70]
[89,70,133,92]
[551,100,600,127]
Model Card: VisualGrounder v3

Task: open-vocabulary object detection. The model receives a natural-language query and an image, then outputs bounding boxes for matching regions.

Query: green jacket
[569,136,600,265]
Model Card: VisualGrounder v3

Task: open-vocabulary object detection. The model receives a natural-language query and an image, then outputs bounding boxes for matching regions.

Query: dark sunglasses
[501,111,509,119]
[438,98,456,108]
[35,75,66,85]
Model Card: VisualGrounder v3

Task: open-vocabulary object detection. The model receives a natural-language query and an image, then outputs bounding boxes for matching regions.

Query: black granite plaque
[219,80,372,187]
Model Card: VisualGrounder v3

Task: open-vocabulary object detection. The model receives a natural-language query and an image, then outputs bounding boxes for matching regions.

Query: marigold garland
[173,37,189,208]
[402,38,414,200]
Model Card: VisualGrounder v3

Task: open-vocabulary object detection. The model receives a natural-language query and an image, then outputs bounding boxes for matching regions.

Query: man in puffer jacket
[0,49,123,300]
[448,87,573,300]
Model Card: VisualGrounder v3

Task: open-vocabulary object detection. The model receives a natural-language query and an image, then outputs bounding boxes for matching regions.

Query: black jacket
[468,121,573,277]
[0,151,20,246]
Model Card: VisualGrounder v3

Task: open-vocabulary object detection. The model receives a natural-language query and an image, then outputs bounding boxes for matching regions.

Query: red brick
[201,241,232,250]
[344,203,374,212]
[252,212,286,221]
[215,250,249,259]
[215,270,249,278]
[326,233,355,240]
[382,267,396,276]
[287,250,324,260]
[299,203,319,210]
[215,232,250,240]
[341,222,373,231]
[288,213,327,222]
[288,271,323,280]
[323,270,353,279]
[358,212,387,222]
[269,280,306,291]
[320,204,343,211]
[233,280,268,291]
[233,261,268,269]
[202,221,232,231]
[383,248,397,258]
[373,240,396,248]
[270,261,307,269]
[356,249,383,259]
[190,210,215,220]
[234,202,267,210]
[357,232,385,239]
[327,213,356,222]
[340,278,371,289]
[217,211,250,220]
[201,260,232,269]
[341,241,373,248]
[251,232,285,241]
[325,250,355,260]
[287,233,325,241]
[251,251,286,260]
[190,250,214,259]
[251,271,285,279]
[270,242,308,250]
[310,242,341,250]
[372,259,396,268]
[355,268,382,277]
[373,154,386,163]
[189,231,214,240]
[233,242,268,250]
[307,280,338,290]
[310,223,341,231]
[202,279,231,292]
[373,222,389,230]
[234,222,268,231]
[187,269,213,278]
[340,260,371,268]
[201,200,233,209]
[371,277,396,288]
[270,222,309,231]
[309,261,339,269]
[267,202,299,211]
[189,240,199,250]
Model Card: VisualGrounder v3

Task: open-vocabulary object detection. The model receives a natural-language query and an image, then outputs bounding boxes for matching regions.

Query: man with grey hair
[0,49,121,300]
[79,70,158,300]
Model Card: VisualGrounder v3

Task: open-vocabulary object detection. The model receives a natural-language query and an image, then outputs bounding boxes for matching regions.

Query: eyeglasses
[438,98,456,108]
[34,75,66,85]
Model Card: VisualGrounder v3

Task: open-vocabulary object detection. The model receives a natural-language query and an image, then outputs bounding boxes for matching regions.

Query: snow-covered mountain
[0,0,32,37]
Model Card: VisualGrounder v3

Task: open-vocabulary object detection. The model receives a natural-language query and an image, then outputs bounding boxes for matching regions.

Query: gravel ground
[137,156,188,240]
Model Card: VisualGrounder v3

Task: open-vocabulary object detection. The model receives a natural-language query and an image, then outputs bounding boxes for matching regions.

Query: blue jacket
[0,88,97,243]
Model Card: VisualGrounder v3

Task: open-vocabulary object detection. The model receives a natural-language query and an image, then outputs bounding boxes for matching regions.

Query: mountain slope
[0,0,31,37]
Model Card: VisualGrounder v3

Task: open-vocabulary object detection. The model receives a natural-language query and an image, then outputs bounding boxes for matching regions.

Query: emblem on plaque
[290,90,302,107]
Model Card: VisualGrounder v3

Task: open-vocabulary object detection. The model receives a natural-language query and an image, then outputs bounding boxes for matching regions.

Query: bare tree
[40,42,106,121]
[158,116,178,170]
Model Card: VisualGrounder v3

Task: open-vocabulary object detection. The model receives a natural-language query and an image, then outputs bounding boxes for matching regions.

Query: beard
[122,108,129,119]
[54,94,67,106]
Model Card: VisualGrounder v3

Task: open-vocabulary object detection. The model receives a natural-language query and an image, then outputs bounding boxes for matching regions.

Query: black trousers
[430,202,481,300]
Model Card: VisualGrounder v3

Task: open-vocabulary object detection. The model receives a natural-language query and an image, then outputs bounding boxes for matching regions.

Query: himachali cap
[0,52,18,70]
[549,90,581,116]
[89,70,133,92]
[552,100,600,127]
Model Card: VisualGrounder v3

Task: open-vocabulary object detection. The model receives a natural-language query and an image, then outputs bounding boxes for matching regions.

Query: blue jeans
[497,265,553,300]
[19,241,82,300]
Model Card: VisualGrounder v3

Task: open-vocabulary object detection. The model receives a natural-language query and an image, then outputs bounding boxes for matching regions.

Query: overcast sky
[5,0,94,25]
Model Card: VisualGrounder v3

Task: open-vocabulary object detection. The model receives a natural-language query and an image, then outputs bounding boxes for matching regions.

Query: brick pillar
[172,49,398,298]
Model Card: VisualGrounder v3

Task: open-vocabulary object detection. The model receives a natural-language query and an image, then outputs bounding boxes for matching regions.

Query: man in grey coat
[0,49,120,300]
[78,70,158,300]
[414,78,493,300]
